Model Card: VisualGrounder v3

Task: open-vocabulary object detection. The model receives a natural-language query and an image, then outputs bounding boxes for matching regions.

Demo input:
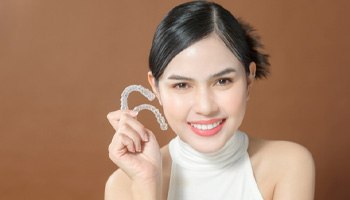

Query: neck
[169,130,248,171]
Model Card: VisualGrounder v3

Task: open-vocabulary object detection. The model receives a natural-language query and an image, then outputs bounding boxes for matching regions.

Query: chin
[172,120,239,153]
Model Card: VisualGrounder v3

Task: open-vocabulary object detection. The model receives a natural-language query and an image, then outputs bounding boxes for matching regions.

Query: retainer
[120,85,168,131]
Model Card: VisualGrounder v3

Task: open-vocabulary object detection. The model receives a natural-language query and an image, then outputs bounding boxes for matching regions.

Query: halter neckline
[170,130,248,171]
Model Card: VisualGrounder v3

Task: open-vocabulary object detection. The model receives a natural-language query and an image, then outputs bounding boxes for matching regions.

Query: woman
[105,1,315,200]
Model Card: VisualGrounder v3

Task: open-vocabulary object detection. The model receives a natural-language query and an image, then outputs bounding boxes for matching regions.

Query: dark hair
[149,1,270,81]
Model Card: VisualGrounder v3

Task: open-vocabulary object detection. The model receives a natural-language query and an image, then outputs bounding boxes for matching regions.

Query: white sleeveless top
[167,130,264,200]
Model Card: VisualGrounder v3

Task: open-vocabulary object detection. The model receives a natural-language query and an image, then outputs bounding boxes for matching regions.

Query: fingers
[118,123,143,152]
[109,131,140,164]
[107,109,149,158]
[107,110,138,131]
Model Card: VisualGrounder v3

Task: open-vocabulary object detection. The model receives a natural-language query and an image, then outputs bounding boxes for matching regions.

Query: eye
[173,82,189,89]
[216,78,233,86]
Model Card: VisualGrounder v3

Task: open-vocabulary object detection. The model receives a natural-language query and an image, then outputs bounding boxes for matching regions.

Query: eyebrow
[167,68,236,81]
[212,68,236,78]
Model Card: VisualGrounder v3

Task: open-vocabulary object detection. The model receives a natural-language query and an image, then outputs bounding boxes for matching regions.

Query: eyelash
[172,78,233,89]
[173,82,189,89]
[215,78,233,86]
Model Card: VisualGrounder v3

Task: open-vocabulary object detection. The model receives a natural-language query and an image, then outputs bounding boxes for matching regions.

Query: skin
[105,34,315,200]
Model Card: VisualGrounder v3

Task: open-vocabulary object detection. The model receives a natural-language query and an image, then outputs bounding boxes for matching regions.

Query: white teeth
[191,120,222,130]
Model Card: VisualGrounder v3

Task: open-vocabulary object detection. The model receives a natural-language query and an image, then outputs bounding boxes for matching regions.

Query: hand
[107,110,162,183]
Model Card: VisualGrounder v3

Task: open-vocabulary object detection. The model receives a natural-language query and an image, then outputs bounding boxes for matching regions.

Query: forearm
[131,178,162,200]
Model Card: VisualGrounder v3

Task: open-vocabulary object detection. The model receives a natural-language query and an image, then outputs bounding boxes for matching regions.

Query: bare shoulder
[250,137,314,164]
[249,137,315,178]
[160,144,171,172]
[249,137,315,200]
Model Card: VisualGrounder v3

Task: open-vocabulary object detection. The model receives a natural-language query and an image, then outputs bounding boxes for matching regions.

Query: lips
[188,118,226,136]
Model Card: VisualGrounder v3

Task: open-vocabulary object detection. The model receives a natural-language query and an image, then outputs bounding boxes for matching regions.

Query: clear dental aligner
[133,104,168,131]
[120,85,168,131]
[121,85,155,110]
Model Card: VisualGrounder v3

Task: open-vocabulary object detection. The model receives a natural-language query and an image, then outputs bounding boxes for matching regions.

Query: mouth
[188,118,226,137]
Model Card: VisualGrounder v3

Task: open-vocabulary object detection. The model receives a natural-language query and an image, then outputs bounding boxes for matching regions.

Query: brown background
[1,0,349,199]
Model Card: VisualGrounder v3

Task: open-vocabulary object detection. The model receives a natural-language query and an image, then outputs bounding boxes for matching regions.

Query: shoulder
[250,137,314,165]
[249,137,315,199]
[161,144,171,169]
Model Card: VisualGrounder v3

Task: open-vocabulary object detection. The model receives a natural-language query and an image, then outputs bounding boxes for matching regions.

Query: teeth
[191,120,222,130]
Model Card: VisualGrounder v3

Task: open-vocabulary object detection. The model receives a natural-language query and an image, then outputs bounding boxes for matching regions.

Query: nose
[193,87,219,116]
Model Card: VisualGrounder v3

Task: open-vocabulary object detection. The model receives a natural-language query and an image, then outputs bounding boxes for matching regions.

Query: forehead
[161,34,244,78]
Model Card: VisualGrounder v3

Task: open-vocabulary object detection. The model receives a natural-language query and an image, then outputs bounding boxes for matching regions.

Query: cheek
[160,92,190,121]
[159,92,192,134]
[219,85,248,117]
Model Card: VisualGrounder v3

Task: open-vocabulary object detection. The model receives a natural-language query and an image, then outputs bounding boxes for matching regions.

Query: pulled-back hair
[149,1,270,81]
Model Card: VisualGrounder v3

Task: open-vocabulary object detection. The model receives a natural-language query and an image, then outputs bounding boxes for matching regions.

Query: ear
[247,62,256,100]
[147,71,162,105]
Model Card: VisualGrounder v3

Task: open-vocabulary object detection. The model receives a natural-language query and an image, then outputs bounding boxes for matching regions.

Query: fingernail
[130,110,138,116]
[143,133,149,142]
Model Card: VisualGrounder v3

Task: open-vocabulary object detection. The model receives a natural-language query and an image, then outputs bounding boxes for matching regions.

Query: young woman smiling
[105,1,315,200]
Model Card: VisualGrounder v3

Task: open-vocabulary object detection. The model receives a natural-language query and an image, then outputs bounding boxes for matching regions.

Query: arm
[272,143,315,200]
[105,170,162,200]
[105,170,132,200]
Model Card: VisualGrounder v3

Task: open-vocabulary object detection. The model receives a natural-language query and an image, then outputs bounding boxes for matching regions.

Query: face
[148,34,255,153]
